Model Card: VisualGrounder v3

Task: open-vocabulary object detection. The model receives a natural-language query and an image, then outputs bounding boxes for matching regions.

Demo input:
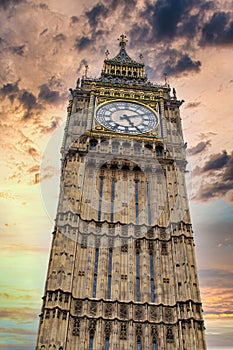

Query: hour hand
[120,113,137,120]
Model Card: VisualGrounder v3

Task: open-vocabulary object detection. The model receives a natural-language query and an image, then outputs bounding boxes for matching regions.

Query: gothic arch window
[112,142,119,153]
[89,335,94,350]
[134,143,141,154]
[105,337,110,350]
[93,248,99,297]
[153,338,157,350]
[90,139,98,150]
[107,249,113,299]
[147,182,151,225]
[137,336,141,350]
[156,145,164,156]
[145,143,153,151]
[110,179,115,222]
[135,180,139,224]
[98,177,104,221]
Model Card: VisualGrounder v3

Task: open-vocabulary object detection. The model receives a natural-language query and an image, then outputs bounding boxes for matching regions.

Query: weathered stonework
[36,36,206,350]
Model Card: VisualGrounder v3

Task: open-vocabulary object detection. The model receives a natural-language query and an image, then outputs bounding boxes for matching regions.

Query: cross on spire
[118,34,128,48]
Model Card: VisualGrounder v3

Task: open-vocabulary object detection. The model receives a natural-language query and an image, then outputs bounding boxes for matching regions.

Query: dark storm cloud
[223,155,233,182]
[19,90,41,120]
[85,3,108,27]
[75,36,92,51]
[0,0,23,9]
[177,15,199,38]
[144,0,206,41]
[10,44,25,56]
[0,82,19,102]
[38,84,61,104]
[163,54,201,76]
[193,150,233,202]
[74,29,106,52]
[19,91,37,111]
[201,12,233,46]
[0,82,42,119]
[188,140,211,155]
[202,150,230,172]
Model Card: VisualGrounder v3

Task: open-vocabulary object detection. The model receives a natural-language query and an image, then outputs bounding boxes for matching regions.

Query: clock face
[95,100,158,134]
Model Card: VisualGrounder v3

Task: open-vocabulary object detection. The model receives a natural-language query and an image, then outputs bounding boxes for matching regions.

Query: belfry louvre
[36,36,206,350]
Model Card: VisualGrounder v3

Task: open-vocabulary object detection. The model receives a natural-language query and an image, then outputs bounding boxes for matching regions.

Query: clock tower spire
[36,37,206,350]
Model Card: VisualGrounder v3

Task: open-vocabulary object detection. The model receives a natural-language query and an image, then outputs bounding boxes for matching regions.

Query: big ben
[36,35,207,349]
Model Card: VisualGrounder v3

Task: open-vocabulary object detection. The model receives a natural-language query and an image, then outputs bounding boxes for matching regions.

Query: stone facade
[36,36,206,349]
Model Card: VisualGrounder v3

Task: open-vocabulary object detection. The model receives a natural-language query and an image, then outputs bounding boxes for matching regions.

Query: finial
[139,53,143,62]
[84,64,89,78]
[118,34,128,48]
[105,49,110,59]
[164,72,168,85]
[173,88,177,99]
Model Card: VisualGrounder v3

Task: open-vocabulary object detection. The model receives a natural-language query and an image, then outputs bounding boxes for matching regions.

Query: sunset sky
[0,0,233,349]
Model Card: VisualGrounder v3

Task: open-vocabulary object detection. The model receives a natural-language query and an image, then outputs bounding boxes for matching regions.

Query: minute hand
[122,116,142,133]
[120,113,149,119]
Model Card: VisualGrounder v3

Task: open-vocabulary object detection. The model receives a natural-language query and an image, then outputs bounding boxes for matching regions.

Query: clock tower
[36,35,206,350]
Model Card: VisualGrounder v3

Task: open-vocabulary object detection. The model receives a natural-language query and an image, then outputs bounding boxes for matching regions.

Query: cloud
[199,269,233,317]
[18,90,41,120]
[0,0,23,9]
[0,326,36,336]
[40,116,62,134]
[0,82,19,102]
[202,150,230,172]
[1,307,38,323]
[75,36,92,51]
[0,80,42,120]
[3,243,47,252]
[201,11,233,46]
[10,44,25,56]
[53,33,66,42]
[38,84,61,104]
[193,150,233,202]
[185,102,201,108]
[163,53,201,76]
[85,3,108,28]
[28,147,38,158]
[188,140,211,155]
[27,165,39,174]
[70,16,79,24]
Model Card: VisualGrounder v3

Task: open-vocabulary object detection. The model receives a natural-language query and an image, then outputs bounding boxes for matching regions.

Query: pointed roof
[101,34,147,83]
[104,34,144,67]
